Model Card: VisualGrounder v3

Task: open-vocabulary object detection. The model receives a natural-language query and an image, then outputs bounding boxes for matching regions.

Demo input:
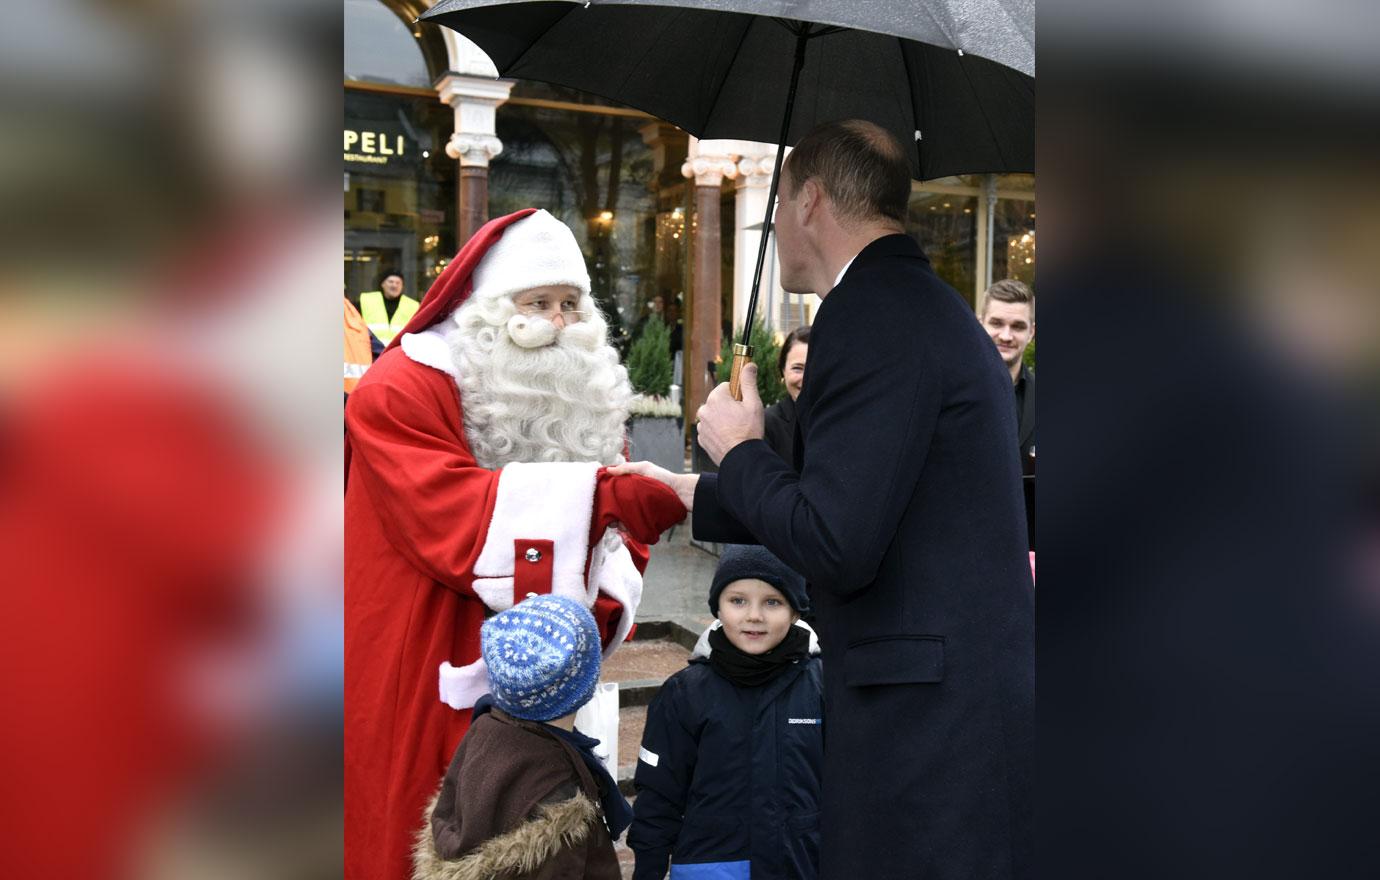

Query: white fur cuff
[438,659,489,710]
[588,529,642,656]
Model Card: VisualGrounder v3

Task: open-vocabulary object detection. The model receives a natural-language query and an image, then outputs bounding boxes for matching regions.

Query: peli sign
[344,129,408,165]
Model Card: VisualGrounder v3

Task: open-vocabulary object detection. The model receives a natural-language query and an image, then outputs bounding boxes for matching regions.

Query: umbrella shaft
[741,25,810,348]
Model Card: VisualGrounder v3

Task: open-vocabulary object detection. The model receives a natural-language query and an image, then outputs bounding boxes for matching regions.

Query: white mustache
[506,314,559,348]
[505,314,603,351]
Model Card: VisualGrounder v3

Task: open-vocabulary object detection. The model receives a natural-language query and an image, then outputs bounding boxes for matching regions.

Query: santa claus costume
[344,209,685,880]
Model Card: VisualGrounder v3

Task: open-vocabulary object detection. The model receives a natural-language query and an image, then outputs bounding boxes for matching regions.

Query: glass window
[906,190,978,301]
[993,198,1036,288]
[998,173,1035,195]
[344,0,431,88]
[489,103,687,354]
[344,89,457,304]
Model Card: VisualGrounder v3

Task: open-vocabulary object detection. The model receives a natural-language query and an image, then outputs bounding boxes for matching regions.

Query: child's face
[717,578,799,655]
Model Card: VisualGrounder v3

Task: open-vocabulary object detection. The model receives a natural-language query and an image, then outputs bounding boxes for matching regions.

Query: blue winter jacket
[629,623,824,880]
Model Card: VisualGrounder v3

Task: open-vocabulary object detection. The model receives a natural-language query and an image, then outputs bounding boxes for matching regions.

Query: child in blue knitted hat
[413,593,631,880]
[629,545,824,880]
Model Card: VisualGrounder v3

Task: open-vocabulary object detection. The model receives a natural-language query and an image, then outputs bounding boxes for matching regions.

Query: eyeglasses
[515,302,585,323]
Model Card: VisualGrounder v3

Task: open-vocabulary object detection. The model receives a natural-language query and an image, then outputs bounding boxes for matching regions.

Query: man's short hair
[782,120,911,225]
[982,279,1035,317]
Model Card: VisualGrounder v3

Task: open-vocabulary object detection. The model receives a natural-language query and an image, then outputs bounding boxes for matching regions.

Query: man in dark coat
[612,120,1034,879]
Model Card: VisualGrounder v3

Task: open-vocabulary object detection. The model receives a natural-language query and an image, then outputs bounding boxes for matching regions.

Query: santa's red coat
[344,344,683,880]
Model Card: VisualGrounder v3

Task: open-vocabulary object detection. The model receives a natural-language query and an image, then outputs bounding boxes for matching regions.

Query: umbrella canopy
[420,0,1033,180]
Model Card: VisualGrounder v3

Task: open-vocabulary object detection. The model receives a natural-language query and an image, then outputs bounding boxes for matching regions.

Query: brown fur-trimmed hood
[411,710,621,880]
[412,788,600,880]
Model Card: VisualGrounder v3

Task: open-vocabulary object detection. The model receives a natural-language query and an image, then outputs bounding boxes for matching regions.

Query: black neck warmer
[708,624,810,687]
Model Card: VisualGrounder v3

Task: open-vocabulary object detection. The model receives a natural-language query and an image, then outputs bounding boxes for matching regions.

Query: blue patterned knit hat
[481,594,602,722]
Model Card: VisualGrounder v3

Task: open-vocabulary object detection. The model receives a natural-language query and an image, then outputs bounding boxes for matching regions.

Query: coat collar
[840,233,929,281]
[691,620,821,659]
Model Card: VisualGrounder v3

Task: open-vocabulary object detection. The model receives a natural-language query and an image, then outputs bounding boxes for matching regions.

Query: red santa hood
[381,208,539,356]
[345,209,536,483]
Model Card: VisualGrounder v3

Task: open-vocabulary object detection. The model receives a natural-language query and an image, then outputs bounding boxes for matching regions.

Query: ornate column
[974,173,999,309]
[680,139,738,415]
[727,141,779,333]
[436,65,513,246]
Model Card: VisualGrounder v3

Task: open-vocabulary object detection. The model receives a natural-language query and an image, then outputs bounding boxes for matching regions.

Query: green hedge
[626,315,673,397]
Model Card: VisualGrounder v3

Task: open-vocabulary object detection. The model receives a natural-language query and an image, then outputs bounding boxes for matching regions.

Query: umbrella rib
[602,9,699,127]
[700,16,756,138]
[896,38,924,176]
[956,59,1011,170]
[500,8,570,80]
[978,0,1035,72]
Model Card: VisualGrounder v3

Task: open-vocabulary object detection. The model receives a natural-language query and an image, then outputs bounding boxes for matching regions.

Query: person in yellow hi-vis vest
[344,297,373,395]
[359,269,419,356]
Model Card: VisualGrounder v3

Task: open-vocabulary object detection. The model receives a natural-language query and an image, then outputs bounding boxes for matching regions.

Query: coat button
[524,548,542,563]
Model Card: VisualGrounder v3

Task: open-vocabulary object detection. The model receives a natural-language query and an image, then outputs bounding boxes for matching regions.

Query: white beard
[446,294,631,469]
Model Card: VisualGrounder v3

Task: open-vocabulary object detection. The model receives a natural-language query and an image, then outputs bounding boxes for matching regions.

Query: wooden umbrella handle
[728,343,753,401]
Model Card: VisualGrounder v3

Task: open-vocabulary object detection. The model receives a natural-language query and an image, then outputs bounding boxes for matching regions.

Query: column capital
[681,155,738,187]
[435,72,515,107]
[445,133,504,167]
[735,155,776,189]
[436,74,513,169]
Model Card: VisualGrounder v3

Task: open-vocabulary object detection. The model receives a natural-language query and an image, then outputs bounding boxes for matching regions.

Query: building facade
[345,0,1035,416]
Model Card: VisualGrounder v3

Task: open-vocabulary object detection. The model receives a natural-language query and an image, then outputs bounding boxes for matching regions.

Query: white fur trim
[588,528,642,656]
[438,658,490,710]
[439,461,653,710]
[471,461,600,611]
[399,328,458,377]
[691,619,821,659]
[470,210,590,303]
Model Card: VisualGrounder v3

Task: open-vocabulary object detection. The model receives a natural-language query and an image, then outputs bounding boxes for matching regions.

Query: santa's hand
[605,460,697,513]
[696,363,764,465]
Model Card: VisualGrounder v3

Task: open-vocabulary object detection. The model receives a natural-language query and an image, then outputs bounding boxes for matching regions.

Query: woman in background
[763,325,809,467]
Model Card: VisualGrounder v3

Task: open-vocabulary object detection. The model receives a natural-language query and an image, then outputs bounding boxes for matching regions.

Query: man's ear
[799,178,822,223]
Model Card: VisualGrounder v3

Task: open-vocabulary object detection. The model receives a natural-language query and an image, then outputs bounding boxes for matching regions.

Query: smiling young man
[981,279,1036,459]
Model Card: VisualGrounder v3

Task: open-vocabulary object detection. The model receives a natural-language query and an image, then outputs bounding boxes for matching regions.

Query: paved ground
[635,525,720,635]
[602,640,693,683]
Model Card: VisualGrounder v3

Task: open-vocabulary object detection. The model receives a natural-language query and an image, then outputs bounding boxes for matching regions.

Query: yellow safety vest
[344,297,373,393]
[359,290,419,346]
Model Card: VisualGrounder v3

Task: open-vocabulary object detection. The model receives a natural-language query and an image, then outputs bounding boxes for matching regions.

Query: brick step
[616,704,647,795]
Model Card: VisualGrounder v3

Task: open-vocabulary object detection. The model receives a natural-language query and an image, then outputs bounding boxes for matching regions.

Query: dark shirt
[762,394,798,468]
[1014,364,1035,460]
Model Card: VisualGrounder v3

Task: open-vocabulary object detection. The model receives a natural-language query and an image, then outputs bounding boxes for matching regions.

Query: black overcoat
[693,234,1033,879]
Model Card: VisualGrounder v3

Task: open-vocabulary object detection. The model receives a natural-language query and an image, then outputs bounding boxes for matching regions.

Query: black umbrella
[420,0,1033,397]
